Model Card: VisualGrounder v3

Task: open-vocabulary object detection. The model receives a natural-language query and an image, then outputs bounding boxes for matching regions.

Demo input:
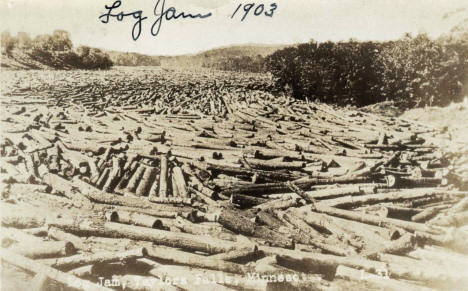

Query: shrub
[265,34,468,108]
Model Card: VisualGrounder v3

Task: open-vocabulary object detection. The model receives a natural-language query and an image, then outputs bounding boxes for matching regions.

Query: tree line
[264,33,468,108]
[108,52,161,67]
[1,30,113,70]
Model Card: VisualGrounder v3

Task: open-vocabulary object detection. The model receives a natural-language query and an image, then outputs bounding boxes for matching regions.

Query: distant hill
[105,51,161,67]
[159,44,291,71]
[104,43,292,72]
[2,29,292,72]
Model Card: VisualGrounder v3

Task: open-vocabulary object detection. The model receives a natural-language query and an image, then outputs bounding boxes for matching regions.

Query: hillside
[104,43,291,71]
[1,30,112,71]
[105,51,161,67]
[1,51,50,70]
[159,44,291,71]
[2,39,291,72]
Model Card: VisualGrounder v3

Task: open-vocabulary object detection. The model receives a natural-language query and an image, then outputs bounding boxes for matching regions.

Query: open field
[1,67,468,291]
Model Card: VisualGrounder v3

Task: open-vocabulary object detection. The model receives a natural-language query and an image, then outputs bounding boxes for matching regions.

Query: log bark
[159,155,169,197]
[0,248,115,291]
[148,196,193,205]
[126,164,147,194]
[313,204,446,235]
[39,247,147,269]
[266,247,386,279]
[172,166,189,198]
[9,241,76,259]
[217,208,294,249]
[106,210,162,229]
[29,273,52,291]
[335,265,437,291]
[231,193,270,209]
[135,166,157,197]
[144,244,251,274]
[49,219,248,254]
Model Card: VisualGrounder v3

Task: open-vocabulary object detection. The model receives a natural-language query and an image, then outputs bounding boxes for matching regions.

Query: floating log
[0,248,115,291]
[217,208,294,249]
[9,241,76,259]
[39,247,148,269]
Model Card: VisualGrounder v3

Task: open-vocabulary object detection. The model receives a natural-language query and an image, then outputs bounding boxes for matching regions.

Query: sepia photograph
[1,0,468,290]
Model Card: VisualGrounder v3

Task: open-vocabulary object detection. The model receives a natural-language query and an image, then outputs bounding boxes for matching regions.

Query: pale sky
[1,0,467,56]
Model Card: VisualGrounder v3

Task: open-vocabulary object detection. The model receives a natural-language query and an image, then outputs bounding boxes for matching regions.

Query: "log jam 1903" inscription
[99,0,277,41]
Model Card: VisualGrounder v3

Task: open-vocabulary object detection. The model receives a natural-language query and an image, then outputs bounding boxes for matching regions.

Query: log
[231,193,270,209]
[313,204,445,235]
[429,211,468,227]
[408,247,468,271]
[2,210,48,228]
[287,208,364,250]
[303,185,363,200]
[103,156,122,192]
[106,210,162,229]
[414,231,468,254]
[318,189,442,209]
[411,208,440,222]
[9,241,76,259]
[242,158,306,170]
[144,244,251,274]
[217,208,294,249]
[360,233,416,259]
[148,196,193,205]
[159,155,169,197]
[39,247,147,269]
[208,247,260,263]
[171,173,180,197]
[253,197,300,212]
[280,211,354,256]
[9,183,52,194]
[379,253,468,288]
[188,187,219,206]
[173,216,236,241]
[78,182,178,210]
[255,211,284,230]
[172,166,189,198]
[29,273,52,291]
[1,227,43,244]
[38,165,92,208]
[135,166,157,197]
[335,265,437,291]
[267,247,386,279]
[48,226,109,253]
[126,164,147,194]
[49,219,248,254]
[0,248,115,291]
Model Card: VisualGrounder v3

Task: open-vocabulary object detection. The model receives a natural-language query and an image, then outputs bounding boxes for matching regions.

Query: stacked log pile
[1,68,468,291]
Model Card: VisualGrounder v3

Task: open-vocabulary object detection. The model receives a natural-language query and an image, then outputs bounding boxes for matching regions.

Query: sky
[1,0,467,56]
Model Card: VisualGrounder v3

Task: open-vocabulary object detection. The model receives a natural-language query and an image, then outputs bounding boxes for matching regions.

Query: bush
[1,31,17,56]
[265,34,468,108]
[77,46,113,70]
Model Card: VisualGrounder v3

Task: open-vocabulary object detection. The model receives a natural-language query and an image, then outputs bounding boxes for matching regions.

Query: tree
[16,31,32,50]
[1,31,17,55]
[51,30,72,52]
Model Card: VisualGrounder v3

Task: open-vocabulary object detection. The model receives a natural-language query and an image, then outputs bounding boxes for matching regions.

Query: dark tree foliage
[203,55,266,73]
[1,31,17,56]
[265,34,468,108]
[110,52,161,66]
[76,46,113,70]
